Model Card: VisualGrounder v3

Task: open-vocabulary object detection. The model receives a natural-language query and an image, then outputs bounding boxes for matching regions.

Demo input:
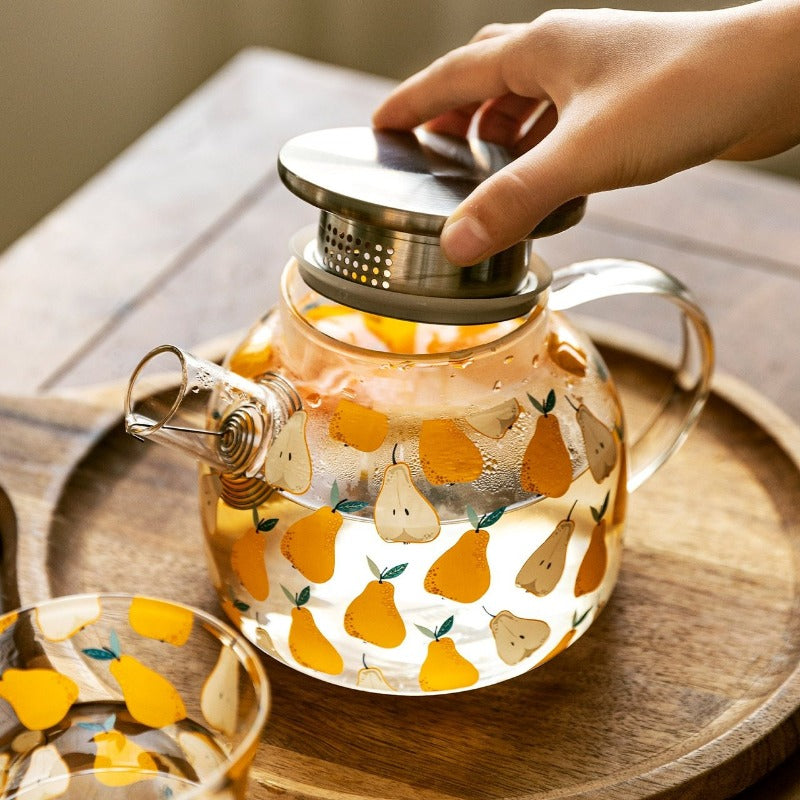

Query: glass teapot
[125,128,713,695]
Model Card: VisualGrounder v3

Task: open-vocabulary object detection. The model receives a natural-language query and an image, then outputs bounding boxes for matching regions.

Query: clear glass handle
[549,258,714,491]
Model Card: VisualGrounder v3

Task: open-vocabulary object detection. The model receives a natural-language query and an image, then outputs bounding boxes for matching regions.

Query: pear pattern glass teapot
[125,128,713,695]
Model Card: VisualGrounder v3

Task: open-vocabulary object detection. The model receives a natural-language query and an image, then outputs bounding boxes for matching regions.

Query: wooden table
[0,48,799,798]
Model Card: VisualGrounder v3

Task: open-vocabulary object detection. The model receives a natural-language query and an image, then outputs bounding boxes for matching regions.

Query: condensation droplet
[504,355,514,365]
[531,354,540,367]
[493,380,502,391]
[450,358,473,370]
[306,392,322,408]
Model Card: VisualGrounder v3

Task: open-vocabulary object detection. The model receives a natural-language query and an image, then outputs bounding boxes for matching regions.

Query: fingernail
[441,215,492,265]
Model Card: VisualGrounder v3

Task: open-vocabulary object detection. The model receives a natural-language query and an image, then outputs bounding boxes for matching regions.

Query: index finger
[372,34,543,130]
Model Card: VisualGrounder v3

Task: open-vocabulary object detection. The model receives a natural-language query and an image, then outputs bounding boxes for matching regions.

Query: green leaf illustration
[480,506,506,529]
[297,585,311,607]
[367,556,381,580]
[103,714,116,732]
[251,508,260,528]
[572,607,592,628]
[234,600,250,612]
[82,648,116,661]
[544,389,556,413]
[466,505,480,530]
[415,624,436,640]
[77,722,107,733]
[330,481,340,509]
[437,615,454,639]
[108,630,121,659]
[335,500,369,514]
[527,392,545,415]
[281,585,296,606]
[257,517,278,532]
[381,563,408,581]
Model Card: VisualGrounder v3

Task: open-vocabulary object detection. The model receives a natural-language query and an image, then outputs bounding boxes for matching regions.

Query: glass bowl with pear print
[125,127,713,695]
[0,593,269,799]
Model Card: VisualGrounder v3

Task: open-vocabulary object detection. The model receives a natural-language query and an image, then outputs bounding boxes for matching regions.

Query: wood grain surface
[2,342,800,800]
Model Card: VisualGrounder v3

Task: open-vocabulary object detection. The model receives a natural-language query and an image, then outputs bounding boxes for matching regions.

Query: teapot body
[199,260,627,694]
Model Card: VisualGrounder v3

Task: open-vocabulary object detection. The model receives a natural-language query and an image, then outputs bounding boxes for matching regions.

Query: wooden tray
[2,341,800,800]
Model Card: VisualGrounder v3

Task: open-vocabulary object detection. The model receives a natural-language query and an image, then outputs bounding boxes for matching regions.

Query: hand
[373,2,800,265]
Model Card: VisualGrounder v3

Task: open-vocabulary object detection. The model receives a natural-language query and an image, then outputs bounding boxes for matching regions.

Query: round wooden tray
[2,341,800,800]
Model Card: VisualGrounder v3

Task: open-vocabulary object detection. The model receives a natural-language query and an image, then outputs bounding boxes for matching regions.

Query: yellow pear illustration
[201,645,239,736]
[465,397,520,439]
[547,331,588,377]
[419,419,483,485]
[231,511,277,601]
[281,482,366,583]
[424,506,504,603]
[329,398,389,452]
[488,610,551,665]
[0,668,78,730]
[374,447,440,543]
[521,391,573,497]
[575,493,610,597]
[567,398,618,482]
[264,409,312,494]
[79,713,157,786]
[34,595,101,642]
[345,558,407,648]
[417,616,479,692]
[12,730,45,754]
[356,655,397,691]
[284,585,343,675]
[534,607,592,667]
[84,632,186,728]
[128,596,194,646]
[17,743,70,799]
[0,611,18,634]
[515,501,578,597]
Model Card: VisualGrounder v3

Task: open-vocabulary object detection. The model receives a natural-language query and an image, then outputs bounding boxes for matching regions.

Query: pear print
[419,418,483,485]
[128,595,193,646]
[281,482,367,583]
[534,607,592,667]
[78,713,157,786]
[356,655,397,692]
[345,558,407,647]
[200,645,239,736]
[34,594,101,642]
[465,397,520,439]
[488,610,550,665]
[515,500,578,597]
[83,631,186,728]
[0,668,78,730]
[424,506,504,603]
[417,616,479,692]
[329,397,389,452]
[521,390,573,497]
[374,445,440,543]
[16,743,70,798]
[575,493,610,597]
[568,398,618,482]
[284,585,343,675]
[264,409,312,494]
[231,511,277,601]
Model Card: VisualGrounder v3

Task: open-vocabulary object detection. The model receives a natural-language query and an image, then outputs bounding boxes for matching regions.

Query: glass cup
[0,594,270,799]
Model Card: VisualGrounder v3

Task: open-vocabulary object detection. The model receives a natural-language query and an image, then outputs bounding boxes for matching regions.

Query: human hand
[373,1,800,265]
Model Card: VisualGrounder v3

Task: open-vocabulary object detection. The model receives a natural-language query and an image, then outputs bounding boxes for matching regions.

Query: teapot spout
[124,345,301,498]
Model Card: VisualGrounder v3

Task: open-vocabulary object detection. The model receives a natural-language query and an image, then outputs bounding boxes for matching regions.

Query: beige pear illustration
[264,410,312,494]
[356,655,397,692]
[35,594,101,642]
[515,500,577,597]
[465,398,520,439]
[568,398,618,482]
[17,743,70,799]
[201,645,239,736]
[488,610,551,665]
[374,445,440,543]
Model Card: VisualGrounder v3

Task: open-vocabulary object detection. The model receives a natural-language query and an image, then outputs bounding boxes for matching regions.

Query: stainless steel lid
[278,126,586,324]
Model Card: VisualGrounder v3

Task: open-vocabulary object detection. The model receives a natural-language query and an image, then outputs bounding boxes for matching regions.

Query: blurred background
[1,0,798,254]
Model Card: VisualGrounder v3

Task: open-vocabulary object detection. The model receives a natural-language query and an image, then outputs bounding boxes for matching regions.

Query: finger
[423,102,483,138]
[477,94,545,148]
[373,35,541,130]
[469,21,528,43]
[440,124,589,265]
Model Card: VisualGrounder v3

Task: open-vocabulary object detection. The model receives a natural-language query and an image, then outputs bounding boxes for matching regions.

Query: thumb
[440,127,589,266]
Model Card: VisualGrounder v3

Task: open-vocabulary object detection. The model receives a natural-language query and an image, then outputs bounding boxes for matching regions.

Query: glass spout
[124,344,300,487]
